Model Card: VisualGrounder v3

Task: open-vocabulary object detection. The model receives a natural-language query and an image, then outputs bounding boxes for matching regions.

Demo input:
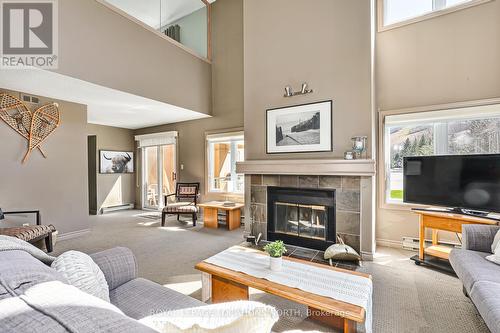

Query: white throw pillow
[140,301,279,333]
[491,229,500,253]
[22,280,121,314]
[51,250,110,302]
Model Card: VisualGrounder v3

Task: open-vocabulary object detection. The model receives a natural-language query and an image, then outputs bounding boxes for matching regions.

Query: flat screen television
[403,154,500,214]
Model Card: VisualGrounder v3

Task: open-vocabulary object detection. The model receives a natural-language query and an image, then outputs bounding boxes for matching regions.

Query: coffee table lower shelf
[410,254,456,275]
[196,258,369,333]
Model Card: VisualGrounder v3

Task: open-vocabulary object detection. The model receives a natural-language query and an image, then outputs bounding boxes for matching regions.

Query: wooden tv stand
[411,208,498,272]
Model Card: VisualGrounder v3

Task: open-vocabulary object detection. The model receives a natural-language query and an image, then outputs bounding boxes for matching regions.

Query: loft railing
[101,0,211,61]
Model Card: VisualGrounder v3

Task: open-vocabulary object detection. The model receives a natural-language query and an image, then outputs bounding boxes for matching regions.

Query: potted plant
[263,240,287,271]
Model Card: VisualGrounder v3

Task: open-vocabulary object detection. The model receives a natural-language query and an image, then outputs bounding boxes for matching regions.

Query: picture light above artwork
[284,82,313,98]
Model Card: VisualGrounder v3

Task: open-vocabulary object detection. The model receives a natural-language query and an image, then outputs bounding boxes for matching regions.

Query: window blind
[206,131,244,143]
[385,104,500,127]
[135,131,178,148]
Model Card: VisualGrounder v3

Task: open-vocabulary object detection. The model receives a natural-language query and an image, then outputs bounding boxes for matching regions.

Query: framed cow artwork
[99,150,134,174]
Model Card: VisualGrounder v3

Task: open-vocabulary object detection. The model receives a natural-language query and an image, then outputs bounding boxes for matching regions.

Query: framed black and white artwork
[99,150,134,174]
[266,100,332,154]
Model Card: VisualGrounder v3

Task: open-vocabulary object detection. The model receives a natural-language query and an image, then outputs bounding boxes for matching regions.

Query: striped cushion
[178,186,197,195]
[163,204,198,213]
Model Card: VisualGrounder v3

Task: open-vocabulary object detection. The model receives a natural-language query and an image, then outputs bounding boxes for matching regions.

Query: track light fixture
[283,82,313,97]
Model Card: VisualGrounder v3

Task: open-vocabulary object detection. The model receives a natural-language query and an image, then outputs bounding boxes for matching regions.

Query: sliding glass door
[161,145,177,204]
[144,146,159,209]
[142,144,177,210]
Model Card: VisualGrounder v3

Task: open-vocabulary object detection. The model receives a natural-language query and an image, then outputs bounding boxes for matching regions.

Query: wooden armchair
[161,183,200,227]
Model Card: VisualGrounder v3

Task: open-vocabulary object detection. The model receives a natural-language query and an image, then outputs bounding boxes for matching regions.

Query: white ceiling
[106,0,216,30]
[0,68,209,129]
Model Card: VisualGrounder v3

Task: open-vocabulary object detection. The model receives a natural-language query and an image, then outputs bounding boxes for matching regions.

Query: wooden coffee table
[195,247,371,333]
[198,202,244,230]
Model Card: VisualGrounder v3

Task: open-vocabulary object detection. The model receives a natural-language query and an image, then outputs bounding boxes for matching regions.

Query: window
[207,132,244,194]
[104,0,211,60]
[136,131,178,209]
[381,0,487,28]
[384,104,500,203]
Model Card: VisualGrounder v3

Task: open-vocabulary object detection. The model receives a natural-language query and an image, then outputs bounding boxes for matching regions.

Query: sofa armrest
[90,247,138,290]
[462,224,500,253]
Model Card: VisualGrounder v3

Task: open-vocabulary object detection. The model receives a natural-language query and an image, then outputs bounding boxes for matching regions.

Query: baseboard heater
[402,236,461,251]
[101,204,134,214]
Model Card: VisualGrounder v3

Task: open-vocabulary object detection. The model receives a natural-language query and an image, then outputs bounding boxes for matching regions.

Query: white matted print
[100,150,134,174]
[267,100,332,153]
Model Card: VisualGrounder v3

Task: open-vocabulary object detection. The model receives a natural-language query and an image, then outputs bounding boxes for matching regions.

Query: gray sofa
[0,246,204,332]
[449,224,500,333]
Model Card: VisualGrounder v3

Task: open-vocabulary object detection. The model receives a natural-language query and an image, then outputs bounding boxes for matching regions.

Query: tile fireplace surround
[237,159,376,260]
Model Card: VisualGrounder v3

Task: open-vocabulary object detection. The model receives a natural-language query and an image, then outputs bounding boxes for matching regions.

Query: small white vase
[269,256,282,271]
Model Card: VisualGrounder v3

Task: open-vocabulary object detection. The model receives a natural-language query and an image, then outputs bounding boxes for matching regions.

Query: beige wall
[376,0,500,245]
[0,89,89,236]
[134,0,244,205]
[243,0,372,160]
[88,124,136,212]
[54,0,211,116]
[377,0,500,111]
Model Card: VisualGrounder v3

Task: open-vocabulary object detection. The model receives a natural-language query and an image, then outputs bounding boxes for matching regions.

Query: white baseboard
[101,204,134,214]
[376,238,403,249]
[57,229,91,241]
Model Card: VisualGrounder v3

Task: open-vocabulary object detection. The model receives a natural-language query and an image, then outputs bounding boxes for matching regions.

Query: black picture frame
[266,100,333,154]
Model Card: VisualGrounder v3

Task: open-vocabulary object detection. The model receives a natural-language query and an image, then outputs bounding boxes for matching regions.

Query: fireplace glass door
[275,202,326,240]
[267,186,335,251]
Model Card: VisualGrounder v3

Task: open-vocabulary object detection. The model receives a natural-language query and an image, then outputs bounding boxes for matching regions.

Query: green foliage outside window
[391,134,433,169]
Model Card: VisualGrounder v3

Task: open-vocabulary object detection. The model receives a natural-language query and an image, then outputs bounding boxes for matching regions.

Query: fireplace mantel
[236,159,375,176]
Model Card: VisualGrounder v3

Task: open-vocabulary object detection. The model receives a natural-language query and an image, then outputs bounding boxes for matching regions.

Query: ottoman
[0,224,56,252]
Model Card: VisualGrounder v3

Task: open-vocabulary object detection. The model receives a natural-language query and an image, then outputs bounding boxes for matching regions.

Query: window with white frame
[382,0,483,27]
[207,132,244,194]
[384,104,500,203]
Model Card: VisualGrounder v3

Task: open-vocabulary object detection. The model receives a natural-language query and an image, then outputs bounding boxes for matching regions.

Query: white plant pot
[269,256,283,271]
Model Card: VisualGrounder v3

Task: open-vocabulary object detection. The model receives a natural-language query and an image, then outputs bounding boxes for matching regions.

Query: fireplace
[267,186,336,251]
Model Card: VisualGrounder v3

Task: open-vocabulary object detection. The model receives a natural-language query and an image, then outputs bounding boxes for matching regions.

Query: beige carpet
[55,210,489,333]
[54,210,245,282]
